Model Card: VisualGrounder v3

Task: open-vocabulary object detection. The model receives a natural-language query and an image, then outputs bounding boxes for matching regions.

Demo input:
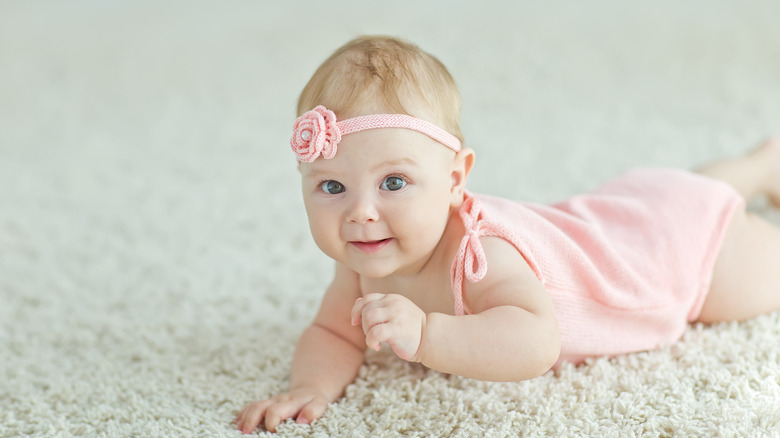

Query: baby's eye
[320,180,345,194]
[380,176,406,191]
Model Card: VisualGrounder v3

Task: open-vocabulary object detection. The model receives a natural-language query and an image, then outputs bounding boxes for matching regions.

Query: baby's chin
[347,264,396,280]
[319,253,391,279]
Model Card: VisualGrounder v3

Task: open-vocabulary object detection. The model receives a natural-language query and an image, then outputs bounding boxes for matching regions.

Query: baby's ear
[450,148,475,207]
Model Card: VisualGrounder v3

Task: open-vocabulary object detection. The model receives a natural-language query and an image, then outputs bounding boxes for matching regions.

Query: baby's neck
[356,207,465,315]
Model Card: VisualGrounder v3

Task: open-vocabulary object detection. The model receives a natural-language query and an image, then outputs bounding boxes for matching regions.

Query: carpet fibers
[2,1,780,436]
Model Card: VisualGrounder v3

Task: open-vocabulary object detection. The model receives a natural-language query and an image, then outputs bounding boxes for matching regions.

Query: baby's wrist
[413,312,432,365]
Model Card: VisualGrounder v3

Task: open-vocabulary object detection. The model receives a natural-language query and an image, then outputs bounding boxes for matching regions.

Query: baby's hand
[350,293,426,362]
[235,387,328,434]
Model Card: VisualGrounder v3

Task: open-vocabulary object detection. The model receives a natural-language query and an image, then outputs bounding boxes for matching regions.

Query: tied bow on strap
[458,204,489,284]
[450,193,540,316]
[451,194,491,315]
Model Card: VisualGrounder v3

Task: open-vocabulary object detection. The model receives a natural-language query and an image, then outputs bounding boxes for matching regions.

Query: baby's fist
[351,293,426,362]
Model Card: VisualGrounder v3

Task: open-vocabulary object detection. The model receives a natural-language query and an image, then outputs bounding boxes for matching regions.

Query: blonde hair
[297,36,463,144]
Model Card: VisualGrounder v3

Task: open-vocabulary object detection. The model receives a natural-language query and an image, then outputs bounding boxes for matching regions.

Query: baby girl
[236,35,780,434]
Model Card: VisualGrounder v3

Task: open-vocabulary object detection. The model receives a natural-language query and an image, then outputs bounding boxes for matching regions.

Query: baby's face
[299,128,458,279]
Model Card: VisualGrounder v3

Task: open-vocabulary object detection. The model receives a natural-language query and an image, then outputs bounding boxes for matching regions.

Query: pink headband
[290,105,461,162]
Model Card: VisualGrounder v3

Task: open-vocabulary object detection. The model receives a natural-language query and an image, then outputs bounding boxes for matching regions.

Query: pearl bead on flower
[301,130,311,141]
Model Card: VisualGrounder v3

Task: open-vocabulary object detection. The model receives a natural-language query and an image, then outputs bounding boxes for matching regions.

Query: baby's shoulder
[477,236,538,282]
[460,235,550,314]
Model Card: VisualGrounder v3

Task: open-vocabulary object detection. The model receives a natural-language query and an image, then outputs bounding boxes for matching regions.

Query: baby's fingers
[236,400,271,434]
[263,400,308,433]
[364,321,391,351]
[235,398,304,434]
[296,397,328,426]
[350,297,364,326]
[351,293,386,326]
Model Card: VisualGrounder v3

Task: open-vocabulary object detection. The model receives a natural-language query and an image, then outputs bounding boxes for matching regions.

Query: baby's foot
[752,138,780,207]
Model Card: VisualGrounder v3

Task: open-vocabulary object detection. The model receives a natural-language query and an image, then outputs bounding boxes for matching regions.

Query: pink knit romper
[450,168,744,366]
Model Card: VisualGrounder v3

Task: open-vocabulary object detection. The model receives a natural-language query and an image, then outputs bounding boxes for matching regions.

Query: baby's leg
[696,138,780,322]
[696,138,780,205]
[698,209,780,322]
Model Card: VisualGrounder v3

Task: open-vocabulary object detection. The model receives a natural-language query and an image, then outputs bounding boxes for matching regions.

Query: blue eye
[320,180,345,194]
[380,176,406,191]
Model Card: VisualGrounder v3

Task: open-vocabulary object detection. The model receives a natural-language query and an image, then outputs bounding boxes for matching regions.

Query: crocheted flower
[290,106,341,162]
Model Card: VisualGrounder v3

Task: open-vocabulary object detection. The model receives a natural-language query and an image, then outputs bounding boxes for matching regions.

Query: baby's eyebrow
[369,157,418,172]
[300,163,342,180]
[301,168,332,180]
[302,157,419,179]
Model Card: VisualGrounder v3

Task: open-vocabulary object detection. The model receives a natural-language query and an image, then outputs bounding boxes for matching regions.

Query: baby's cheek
[409,202,450,237]
[310,228,341,259]
[403,219,446,254]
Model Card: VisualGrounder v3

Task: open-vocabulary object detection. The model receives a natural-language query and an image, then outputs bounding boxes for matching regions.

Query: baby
[236,35,780,434]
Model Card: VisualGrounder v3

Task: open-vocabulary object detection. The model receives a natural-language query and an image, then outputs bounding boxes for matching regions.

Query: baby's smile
[349,238,393,253]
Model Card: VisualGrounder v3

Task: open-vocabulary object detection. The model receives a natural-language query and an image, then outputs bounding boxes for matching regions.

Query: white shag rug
[2,1,780,436]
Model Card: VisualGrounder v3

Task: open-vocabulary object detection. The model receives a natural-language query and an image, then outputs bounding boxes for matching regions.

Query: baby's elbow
[517,321,561,381]
[538,332,560,376]
[539,319,561,374]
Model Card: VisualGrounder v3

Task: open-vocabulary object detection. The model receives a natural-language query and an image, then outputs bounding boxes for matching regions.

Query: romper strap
[450,193,514,315]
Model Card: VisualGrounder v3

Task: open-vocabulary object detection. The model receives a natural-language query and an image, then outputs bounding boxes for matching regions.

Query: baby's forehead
[300,143,452,176]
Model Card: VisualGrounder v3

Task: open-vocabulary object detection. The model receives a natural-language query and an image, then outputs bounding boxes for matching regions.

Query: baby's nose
[346,195,380,224]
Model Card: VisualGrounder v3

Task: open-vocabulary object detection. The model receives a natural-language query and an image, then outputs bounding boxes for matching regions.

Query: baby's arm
[236,263,366,434]
[353,237,560,382]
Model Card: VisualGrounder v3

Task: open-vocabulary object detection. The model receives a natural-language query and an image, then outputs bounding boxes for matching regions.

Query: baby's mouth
[350,238,392,253]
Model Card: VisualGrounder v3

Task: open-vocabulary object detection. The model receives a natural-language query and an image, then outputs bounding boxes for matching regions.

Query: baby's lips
[349,238,392,253]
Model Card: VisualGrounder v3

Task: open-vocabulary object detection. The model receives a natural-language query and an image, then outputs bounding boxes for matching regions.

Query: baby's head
[291,36,474,278]
[295,35,463,143]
